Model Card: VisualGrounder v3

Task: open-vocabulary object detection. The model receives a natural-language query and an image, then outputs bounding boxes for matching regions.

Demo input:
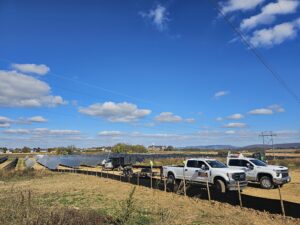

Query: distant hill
[242,143,300,150]
[179,145,239,150]
[179,143,300,150]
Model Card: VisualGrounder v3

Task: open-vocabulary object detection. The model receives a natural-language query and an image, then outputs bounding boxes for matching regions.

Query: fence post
[237,181,243,208]
[164,175,167,192]
[183,168,186,196]
[206,179,211,202]
[278,185,285,217]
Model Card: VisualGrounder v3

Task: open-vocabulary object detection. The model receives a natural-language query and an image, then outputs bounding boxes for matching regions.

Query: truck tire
[260,176,274,189]
[167,174,178,192]
[214,179,226,193]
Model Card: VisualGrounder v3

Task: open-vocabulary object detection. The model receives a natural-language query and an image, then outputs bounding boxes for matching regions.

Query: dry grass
[243,170,300,203]
[1,172,300,225]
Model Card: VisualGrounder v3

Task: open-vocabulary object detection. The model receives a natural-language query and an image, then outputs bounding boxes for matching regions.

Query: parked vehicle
[102,156,126,170]
[227,153,291,189]
[163,158,247,193]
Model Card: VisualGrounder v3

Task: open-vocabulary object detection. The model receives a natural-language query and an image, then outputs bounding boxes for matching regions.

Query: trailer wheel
[167,174,178,192]
[260,176,274,189]
[214,179,226,193]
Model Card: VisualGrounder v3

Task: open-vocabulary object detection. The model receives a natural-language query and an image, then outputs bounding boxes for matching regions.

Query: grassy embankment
[1,171,300,225]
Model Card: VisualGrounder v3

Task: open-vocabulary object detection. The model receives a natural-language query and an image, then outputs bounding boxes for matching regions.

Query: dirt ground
[0,173,300,225]
[243,170,300,203]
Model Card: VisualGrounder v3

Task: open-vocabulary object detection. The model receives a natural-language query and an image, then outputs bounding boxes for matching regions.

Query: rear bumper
[273,176,291,185]
[227,180,248,191]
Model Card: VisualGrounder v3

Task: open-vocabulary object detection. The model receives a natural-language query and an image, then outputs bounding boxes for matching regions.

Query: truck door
[240,160,256,181]
[185,160,199,181]
[196,161,210,183]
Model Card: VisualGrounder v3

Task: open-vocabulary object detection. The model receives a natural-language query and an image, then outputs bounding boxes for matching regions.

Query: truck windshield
[250,159,267,166]
[206,160,227,168]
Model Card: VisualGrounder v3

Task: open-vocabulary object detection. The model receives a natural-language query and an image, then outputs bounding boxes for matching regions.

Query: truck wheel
[214,179,226,193]
[167,174,178,192]
[260,176,274,189]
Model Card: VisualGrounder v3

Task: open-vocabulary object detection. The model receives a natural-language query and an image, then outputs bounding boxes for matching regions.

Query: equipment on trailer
[102,156,129,170]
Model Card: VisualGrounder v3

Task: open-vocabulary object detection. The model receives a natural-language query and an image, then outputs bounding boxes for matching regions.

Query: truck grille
[232,173,246,181]
[282,172,289,178]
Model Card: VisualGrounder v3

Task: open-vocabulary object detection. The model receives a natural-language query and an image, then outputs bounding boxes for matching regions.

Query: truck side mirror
[201,164,207,170]
[246,163,253,170]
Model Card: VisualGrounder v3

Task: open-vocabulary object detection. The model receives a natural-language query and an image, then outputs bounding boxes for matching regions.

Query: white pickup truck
[227,153,291,189]
[163,158,248,193]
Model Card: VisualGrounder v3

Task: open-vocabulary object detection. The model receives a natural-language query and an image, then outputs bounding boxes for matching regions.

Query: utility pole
[259,131,277,160]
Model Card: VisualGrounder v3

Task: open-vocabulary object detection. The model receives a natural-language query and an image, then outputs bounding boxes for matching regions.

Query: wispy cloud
[214,90,230,99]
[154,112,195,123]
[249,18,300,48]
[223,122,247,128]
[11,63,50,75]
[139,4,169,31]
[241,0,299,30]
[155,112,182,123]
[3,128,80,136]
[226,113,244,120]
[221,0,265,14]
[0,115,47,128]
[248,108,273,115]
[248,104,285,115]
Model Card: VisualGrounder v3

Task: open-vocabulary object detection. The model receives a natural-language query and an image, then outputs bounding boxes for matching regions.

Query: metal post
[206,179,211,202]
[237,181,243,208]
[183,167,186,196]
[278,185,286,217]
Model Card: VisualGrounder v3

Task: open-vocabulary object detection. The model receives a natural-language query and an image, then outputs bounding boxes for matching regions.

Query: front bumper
[227,180,248,191]
[273,176,291,185]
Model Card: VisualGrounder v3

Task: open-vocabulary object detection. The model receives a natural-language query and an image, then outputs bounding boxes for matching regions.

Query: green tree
[112,143,147,153]
[165,146,174,151]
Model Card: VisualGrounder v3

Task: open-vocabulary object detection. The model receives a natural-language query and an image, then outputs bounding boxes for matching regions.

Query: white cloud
[27,116,47,123]
[98,131,123,136]
[0,70,67,107]
[40,129,80,135]
[224,122,247,128]
[0,123,10,128]
[221,0,265,14]
[226,113,244,120]
[216,117,223,121]
[3,128,80,136]
[185,118,196,123]
[155,112,182,123]
[268,104,285,112]
[225,130,236,134]
[241,0,299,30]
[1,117,16,128]
[214,90,229,99]
[79,102,151,122]
[140,4,169,31]
[249,19,300,47]
[11,63,50,75]
[248,108,273,115]
[4,129,30,134]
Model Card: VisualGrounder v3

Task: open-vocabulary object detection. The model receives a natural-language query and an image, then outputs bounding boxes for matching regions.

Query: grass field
[1,172,300,225]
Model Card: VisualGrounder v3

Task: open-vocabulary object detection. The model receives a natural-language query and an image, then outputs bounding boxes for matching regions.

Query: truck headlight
[273,170,281,177]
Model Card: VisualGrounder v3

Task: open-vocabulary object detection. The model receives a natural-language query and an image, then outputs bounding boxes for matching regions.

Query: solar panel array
[36,153,215,169]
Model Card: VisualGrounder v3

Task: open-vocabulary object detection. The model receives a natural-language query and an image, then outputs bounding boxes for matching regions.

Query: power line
[209,0,300,105]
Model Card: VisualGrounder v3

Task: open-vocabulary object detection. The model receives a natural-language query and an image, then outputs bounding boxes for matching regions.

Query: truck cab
[163,158,248,193]
[227,153,291,189]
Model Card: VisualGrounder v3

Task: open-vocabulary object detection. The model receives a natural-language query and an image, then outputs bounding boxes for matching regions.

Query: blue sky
[0,0,300,148]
